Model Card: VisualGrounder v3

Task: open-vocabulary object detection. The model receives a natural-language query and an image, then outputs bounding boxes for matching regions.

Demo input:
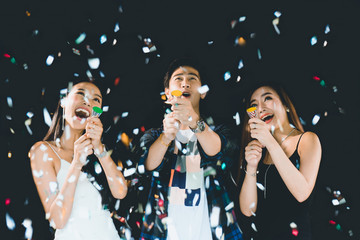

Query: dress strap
[45,141,62,160]
[295,132,307,152]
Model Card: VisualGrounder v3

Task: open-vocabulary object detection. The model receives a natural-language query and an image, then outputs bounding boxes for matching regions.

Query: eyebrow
[249,92,272,104]
[172,73,200,78]
[77,88,102,99]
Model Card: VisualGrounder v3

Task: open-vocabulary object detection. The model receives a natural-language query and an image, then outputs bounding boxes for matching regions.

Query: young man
[139,58,243,240]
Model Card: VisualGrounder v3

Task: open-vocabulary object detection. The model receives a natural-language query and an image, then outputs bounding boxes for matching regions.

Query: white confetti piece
[114,22,120,32]
[102,106,109,112]
[68,175,76,183]
[256,183,265,191]
[33,170,44,178]
[94,162,102,174]
[210,206,220,227]
[138,165,145,174]
[124,168,136,177]
[310,36,318,45]
[133,128,139,135]
[239,16,246,22]
[274,11,282,17]
[22,218,33,239]
[312,114,320,125]
[43,107,52,127]
[46,55,54,66]
[198,85,209,94]
[88,58,100,69]
[6,213,16,230]
[215,226,223,239]
[325,24,330,34]
[49,182,58,194]
[100,34,107,44]
[233,112,240,125]
[224,71,231,81]
[238,59,244,69]
[7,97,13,108]
[121,112,129,118]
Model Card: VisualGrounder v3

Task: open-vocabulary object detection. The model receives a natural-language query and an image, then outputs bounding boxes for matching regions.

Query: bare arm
[194,123,221,156]
[239,140,263,216]
[267,132,322,202]
[95,145,127,199]
[30,137,92,229]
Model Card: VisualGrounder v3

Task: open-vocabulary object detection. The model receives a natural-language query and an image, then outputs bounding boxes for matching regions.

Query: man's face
[165,66,206,108]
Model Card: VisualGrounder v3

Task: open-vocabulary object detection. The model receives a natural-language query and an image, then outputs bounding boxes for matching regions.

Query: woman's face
[62,82,102,130]
[249,86,288,129]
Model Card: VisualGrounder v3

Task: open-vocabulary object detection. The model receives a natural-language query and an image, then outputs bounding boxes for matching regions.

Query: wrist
[160,133,172,147]
[95,144,107,158]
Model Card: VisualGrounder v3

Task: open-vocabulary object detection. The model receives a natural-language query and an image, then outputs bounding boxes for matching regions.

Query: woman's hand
[244,140,263,169]
[73,134,93,167]
[86,116,103,150]
[248,118,274,148]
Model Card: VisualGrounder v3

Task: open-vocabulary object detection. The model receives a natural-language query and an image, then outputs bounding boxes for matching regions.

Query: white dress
[47,143,120,240]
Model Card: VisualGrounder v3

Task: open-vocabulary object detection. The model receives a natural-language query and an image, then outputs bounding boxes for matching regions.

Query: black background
[1,0,360,239]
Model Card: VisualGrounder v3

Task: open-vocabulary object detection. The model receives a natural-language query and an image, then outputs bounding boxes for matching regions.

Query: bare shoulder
[29,141,56,164]
[299,131,322,155]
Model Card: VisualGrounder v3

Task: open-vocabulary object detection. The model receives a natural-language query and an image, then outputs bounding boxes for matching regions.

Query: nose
[257,101,265,114]
[181,79,190,89]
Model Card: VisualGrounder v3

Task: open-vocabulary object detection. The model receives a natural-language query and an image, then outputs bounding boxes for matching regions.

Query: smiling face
[249,86,289,129]
[62,82,102,130]
[165,66,206,109]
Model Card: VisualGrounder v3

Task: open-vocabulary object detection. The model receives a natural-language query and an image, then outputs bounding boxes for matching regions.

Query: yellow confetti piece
[171,90,182,97]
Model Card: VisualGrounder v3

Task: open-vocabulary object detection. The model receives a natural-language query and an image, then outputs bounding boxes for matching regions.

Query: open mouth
[75,108,90,119]
[182,92,191,98]
[261,114,274,124]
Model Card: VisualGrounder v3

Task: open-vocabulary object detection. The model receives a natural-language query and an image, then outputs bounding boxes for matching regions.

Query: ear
[165,87,170,99]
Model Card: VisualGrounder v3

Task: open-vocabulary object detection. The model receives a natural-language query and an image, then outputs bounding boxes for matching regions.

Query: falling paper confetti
[75,33,86,44]
[6,213,15,230]
[224,71,231,81]
[312,114,320,125]
[46,55,54,66]
[198,85,209,94]
[43,107,52,127]
[88,58,100,69]
[310,36,318,45]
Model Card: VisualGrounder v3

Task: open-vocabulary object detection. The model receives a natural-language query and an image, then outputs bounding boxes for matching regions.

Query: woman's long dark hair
[43,80,117,211]
[237,81,304,183]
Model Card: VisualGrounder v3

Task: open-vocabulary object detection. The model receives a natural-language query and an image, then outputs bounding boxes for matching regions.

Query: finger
[75,134,89,144]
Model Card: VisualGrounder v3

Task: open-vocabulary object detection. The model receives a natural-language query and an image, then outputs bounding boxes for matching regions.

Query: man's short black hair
[163,57,206,88]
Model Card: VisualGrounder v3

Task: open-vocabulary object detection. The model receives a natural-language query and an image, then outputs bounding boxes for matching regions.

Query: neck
[273,124,294,144]
[59,124,84,151]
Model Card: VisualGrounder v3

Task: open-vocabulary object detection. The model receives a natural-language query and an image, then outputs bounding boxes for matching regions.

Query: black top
[254,132,312,240]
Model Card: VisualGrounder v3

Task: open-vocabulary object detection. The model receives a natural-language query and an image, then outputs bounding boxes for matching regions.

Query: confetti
[239,16,246,22]
[312,114,320,125]
[233,112,240,125]
[100,34,107,44]
[114,22,120,32]
[6,213,15,230]
[224,71,231,81]
[272,18,280,34]
[325,24,330,34]
[310,36,318,45]
[124,168,136,177]
[198,85,209,94]
[210,206,220,227]
[75,33,86,44]
[238,59,244,69]
[46,55,54,66]
[7,96,13,108]
[171,90,182,97]
[22,219,33,239]
[88,58,100,69]
[274,11,282,17]
[121,112,129,118]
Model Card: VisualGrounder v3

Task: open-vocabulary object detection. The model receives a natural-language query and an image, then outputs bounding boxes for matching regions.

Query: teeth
[75,108,90,117]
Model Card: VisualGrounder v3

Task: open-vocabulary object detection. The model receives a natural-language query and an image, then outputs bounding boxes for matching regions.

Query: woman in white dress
[29,81,127,239]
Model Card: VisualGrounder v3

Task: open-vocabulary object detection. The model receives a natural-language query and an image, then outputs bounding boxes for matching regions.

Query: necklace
[264,127,296,199]
[281,128,296,143]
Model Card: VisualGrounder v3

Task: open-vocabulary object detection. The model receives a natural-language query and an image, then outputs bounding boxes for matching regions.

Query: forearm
[267,141,313,202]
[98,153,127,199]
[239,166,258,216]
[196,124,221,156]
[145,133,170,171]
[49,164,81,229]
